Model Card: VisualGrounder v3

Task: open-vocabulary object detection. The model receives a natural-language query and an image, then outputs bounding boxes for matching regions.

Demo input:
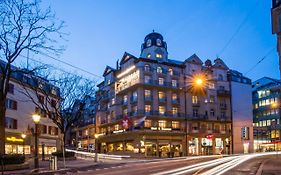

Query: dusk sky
[18,0,278,82]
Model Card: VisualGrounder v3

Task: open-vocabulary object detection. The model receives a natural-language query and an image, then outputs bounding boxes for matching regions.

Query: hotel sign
[6,137,24,142]
[115,70,140,93]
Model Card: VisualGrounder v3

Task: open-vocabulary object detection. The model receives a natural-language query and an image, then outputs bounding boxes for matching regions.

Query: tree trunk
[0,101,6,155]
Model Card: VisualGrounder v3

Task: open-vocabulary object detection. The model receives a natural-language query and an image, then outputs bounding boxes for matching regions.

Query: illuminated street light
[21,133,26,155]
[94,134,100,162]
[195,78,203,86]
[271,102,278,108]
[32,114,41,170]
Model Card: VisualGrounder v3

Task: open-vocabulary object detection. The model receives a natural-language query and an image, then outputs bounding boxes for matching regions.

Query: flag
[134,116,146,129]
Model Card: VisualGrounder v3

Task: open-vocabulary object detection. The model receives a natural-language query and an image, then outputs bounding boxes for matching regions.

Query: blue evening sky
[25,0,278,82]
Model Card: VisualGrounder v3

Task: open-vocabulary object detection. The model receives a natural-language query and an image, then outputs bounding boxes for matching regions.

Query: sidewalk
[3,159,98,175]
[257,156,281,175]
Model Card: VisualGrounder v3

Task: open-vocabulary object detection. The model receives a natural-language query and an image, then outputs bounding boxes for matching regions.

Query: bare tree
[19,70,97,156]
[0,0,65,154]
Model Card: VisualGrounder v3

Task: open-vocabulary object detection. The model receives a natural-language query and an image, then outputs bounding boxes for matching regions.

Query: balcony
[172,99,180,105]
[159,98,166,103]
[220,104,227,110]
[217,90,230,97]
[187,114,208,120]
[192,102,200,107]
[144,96,152,102]
[122,100,128,106]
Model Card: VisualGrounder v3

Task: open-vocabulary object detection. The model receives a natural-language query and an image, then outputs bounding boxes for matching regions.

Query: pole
[42,144,45,161]
[22,139,25,155]
[34,123,39,170]
[95,138,98,162]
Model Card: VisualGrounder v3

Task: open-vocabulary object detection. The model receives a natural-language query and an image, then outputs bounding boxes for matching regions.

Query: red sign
[121,115,131,130]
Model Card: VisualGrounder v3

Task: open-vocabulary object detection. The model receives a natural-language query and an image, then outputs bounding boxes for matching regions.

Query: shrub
[51,151,75,158]
[0,154,25,165]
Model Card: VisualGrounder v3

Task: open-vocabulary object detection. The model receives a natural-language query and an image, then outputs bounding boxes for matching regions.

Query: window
[192,96,198,104]
[218,74,223,81]
[218,86,225,90]
[146,39,152,47]
[144,120,151,128]
[172,121,180,129]
[210,96,215,103]
[158,77,164,85]
[168,68,173,75]
[123,95,128,104]
[132,91,138,101]
[158,120,166,128]
[210,109,215,116]
[107,79,111,85]
[172,79,177,87]
[6,99,17,110]
[156,38,162,46]
[159,106,165,115]
[144,76,151,84]
[41,125,47,134]
[193,109,198,117]
[172,94,178,101]
[123,108,128,115]
[172,107,178,115]
[144,64,150,71]
[114,124,119,131]
[156,53,162,58]
[5,117,17,129]
[157,66,162,73]
[145,90,151,97]
[112,98,115,105]
[158,91,165,101]
[8,83,14,94]
[38,95,44,104]
[147,54,151,59]
[145,105,151,114]
[208,83,215,89]
[51,99,57,108]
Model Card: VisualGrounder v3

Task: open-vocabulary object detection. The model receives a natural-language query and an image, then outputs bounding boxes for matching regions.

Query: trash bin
[49,156,57,170]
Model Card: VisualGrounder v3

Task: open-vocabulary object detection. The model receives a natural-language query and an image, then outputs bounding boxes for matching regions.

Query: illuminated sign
[116,70,140,93]
[6,137,23,142]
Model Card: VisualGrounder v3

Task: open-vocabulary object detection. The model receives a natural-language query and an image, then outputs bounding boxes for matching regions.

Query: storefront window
[158,120,167,128]
[172,121,179,129]
[144,120,151,128]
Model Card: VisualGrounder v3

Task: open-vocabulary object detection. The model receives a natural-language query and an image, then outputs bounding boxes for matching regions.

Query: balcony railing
[192,102,200,107]
[159,98,166,103]
[144,96,153,102]
[172,99,180,105]
[187,114,208,120]
[130,97,138,103]
[217,90,230,97]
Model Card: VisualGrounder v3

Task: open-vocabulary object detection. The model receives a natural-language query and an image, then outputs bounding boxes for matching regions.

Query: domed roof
[144,32,164,41]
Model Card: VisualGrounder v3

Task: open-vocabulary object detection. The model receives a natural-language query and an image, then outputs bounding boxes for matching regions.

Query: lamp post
[21,133,26,155]
[32,114,41,170]
[94,134,99,162]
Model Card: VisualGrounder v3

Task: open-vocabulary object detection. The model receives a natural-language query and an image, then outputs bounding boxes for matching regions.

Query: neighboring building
[94,32,253,157]
[2,61,60,155]
[68,96,97,150]
[252,77,281,152]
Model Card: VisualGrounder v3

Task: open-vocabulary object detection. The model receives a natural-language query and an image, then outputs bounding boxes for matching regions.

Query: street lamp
[21,133,26,155]
[94,134,99,162]
[32,114,41,170]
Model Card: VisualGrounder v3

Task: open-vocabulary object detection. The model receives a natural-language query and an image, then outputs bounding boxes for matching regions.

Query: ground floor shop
[5,132,58,155]
[97,131,232,157]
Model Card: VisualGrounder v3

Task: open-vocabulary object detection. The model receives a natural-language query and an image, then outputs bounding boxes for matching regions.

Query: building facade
[3,61,60,155]
[252,77,281,152]
[94,32,253,157]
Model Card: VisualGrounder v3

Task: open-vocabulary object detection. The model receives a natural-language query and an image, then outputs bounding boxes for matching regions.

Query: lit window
[145,105,151,114]
[172,94,178,101]
[208,83,215,89]
[157,66,162,73]
[145,90,151,97]
[159,106,165,115]
[158,91,165,100]
[172,107,178,115]
[144,120,151,128]
[146,39,152,47]
[168,68,173,75]
[192,96,198,104]
[123,108,128,115]
[210,96,215,103]
[172,121,179,129]
[147,53,151,58]
[158,77,164,85]
[112,98,115,105]
[114,124,119,131]
[156,53,162,58]
[156,38,162,46]
[123,95,128,103]
[158,120,166,128]
[172,79,177,87]
[210,109,215,116]
[107,79,111,85]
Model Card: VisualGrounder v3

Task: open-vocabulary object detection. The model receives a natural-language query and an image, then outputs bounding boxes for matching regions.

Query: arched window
[157,66,162,74]
[147,53,151,58]
[156,38,162,46]
[144,64,150,72]
[168,68,173,75]
[218,74,223,81]
[146,39,152,47]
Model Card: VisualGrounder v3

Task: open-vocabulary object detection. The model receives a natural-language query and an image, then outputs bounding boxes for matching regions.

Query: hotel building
[2,61,60,155]
[94,32,253,157]
[252,77,281,151]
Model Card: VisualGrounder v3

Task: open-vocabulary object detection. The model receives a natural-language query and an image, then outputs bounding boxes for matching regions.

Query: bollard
[53,156,57,170]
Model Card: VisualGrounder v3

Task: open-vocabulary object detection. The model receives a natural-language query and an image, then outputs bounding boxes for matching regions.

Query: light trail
[154,152,279,175]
